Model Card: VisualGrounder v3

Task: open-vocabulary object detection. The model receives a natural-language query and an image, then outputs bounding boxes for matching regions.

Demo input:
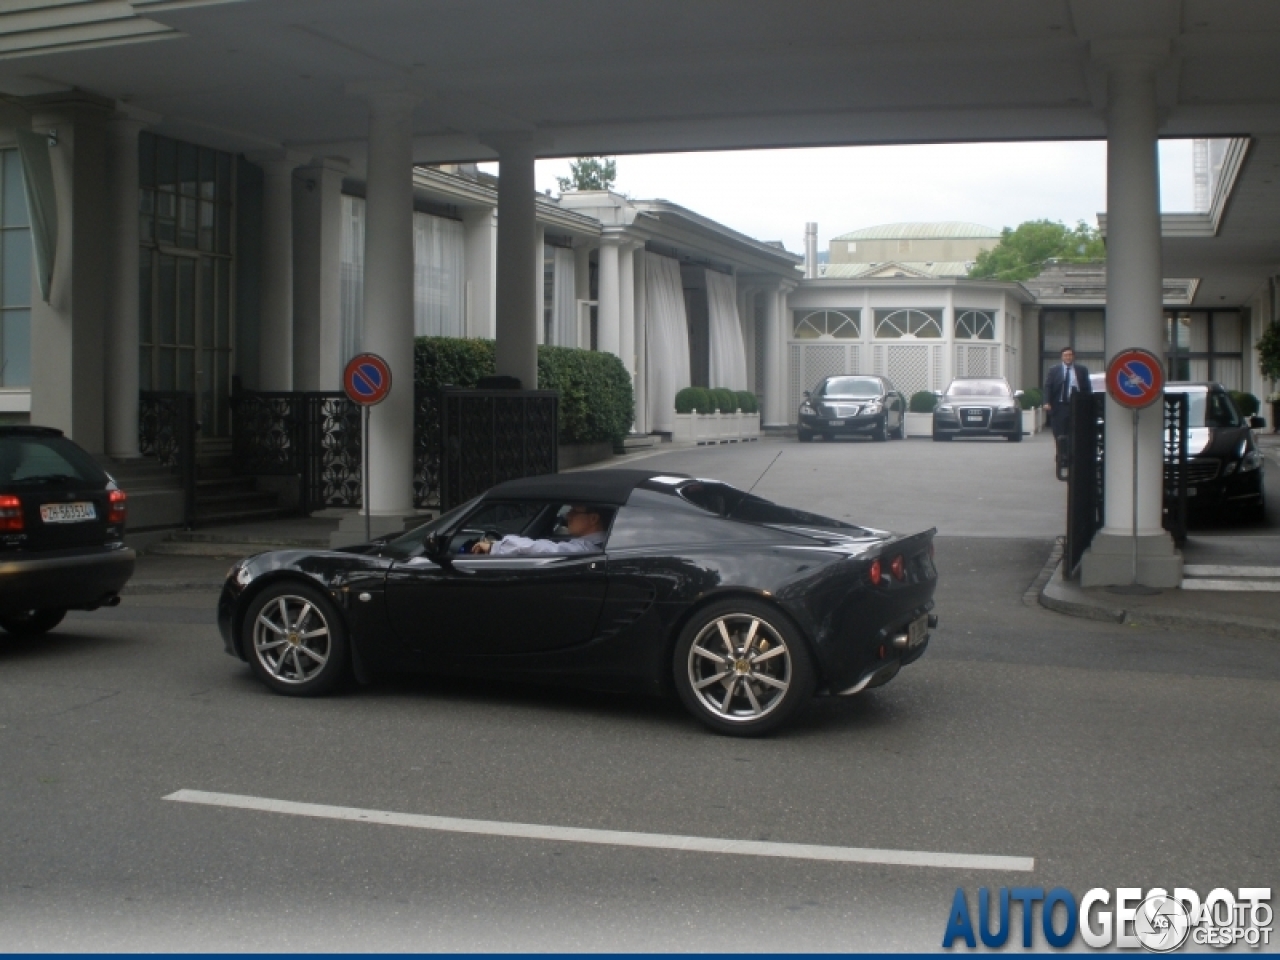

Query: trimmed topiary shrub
[413,337,633,445]
[1229,391,1260,417]
[1019,387,1043,410]
[735,390,759,414]
[710,387,738,413]
[675,386,712,414]
[909,390,938,413]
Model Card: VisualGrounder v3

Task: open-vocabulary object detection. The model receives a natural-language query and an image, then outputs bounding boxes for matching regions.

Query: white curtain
[645,253,691,432]
[552,246,577,347]
[705,269,747,391]
[339,194,365,366]
[413,212,465,338]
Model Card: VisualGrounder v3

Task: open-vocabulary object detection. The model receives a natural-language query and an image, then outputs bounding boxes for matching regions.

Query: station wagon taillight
[0,494,22,532]
[108,489,127,525]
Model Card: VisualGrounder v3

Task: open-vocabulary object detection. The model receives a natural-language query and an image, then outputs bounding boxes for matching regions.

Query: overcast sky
[493,140,1197,255]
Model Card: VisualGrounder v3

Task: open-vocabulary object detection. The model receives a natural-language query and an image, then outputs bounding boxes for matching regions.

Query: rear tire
[0,608,66,637]
[673,598,816,737]
[1007,430,1023,443]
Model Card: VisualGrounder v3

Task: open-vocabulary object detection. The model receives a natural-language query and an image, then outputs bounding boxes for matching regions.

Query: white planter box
[672,410,760,444]
[905,412,934,438]
[1021,406,1045,435]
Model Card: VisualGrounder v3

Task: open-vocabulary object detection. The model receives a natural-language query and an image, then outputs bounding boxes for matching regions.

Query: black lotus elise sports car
[218,469,937,736]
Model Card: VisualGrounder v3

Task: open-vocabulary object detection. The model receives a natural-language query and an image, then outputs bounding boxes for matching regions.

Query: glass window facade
[0,149,31,388]
[138,133,236,437]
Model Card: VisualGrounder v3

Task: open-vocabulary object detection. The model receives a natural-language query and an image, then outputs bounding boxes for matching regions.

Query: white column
[574,243,593,349]
[941,286,956,388]
[494,137,538,387]
[254,155,298,391]
[632,246,647,433]
[596,236,621,357]
[761,283,785,427]
[619,242,636,375]
[292,158,346,391]
[105,115,145,458]
[739,286,757,394]
[1081,44,1181,588]
[462,206,495,339]
[361,91,417,521]
[534,223,546,344]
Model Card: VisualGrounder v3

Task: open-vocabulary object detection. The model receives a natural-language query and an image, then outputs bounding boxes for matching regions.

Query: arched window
[792,309,860,340]
[956,310,996,340]
[873,308,943,339]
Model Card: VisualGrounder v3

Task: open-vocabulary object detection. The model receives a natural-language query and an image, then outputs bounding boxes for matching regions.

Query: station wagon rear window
[0,435,109,486]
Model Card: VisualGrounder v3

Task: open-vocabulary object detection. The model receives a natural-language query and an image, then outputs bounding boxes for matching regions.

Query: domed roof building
[825,221,1000,279]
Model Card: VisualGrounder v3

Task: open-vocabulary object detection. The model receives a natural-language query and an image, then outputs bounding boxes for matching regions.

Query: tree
[968,219,1106,282]
[556,156,617,193]
[1256,322,1280,381]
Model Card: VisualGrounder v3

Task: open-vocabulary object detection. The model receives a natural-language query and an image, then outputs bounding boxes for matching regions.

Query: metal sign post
[342,353,393,543]
[1104,348,1165,595]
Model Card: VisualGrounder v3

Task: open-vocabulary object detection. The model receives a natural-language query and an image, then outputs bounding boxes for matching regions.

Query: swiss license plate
[908,614,928,648]
[40,501,96,524]
[965,413,983,422]
[828,419,844,426]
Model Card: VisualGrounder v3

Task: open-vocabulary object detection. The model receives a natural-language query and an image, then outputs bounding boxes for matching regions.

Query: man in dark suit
[1043,346,1093,450]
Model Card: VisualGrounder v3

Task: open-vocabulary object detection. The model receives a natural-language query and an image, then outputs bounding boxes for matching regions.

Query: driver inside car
[469,503,607,555]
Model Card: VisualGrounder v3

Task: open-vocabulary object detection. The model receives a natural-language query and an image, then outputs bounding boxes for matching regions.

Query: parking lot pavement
[607,432,1069,539]
[2,527,1277,950]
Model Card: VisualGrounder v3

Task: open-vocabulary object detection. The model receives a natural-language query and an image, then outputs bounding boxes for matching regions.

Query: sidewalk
[1039,429,1280,640]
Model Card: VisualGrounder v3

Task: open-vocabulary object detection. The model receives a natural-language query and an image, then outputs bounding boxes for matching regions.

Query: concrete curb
[123,579,224,595]
[1037,552,1280,639]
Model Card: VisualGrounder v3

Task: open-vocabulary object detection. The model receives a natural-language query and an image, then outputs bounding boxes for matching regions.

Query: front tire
[798,430,813,443]
[673,598,816,736]
[933,431,952,442]
[0,608,66,637]
[1007,429,1023,443]
[243,582,349,696]
[872,416,888,442]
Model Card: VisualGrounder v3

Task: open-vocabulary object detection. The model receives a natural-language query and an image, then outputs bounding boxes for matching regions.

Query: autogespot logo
[942,886,1273,951]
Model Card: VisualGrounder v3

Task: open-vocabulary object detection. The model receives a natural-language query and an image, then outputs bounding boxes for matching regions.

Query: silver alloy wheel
[252,594,331,685]
[687,613,791,723]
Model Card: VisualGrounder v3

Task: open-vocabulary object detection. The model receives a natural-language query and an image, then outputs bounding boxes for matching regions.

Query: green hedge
[1019,387,1043,410]
[909,390,938,413]
[413,337,633,446]
[709,387,736,413]
[736,391,759,414]
[1230,391,1260,417]
[675,386,711,413]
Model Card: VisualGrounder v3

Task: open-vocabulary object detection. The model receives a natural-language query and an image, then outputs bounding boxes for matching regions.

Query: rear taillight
[890,555,906,581]
[108,489,127,525]
[0,494,22,532]
[869,558,882,586]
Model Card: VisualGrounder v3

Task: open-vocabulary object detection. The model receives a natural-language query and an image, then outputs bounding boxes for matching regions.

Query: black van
[0,426,135,637]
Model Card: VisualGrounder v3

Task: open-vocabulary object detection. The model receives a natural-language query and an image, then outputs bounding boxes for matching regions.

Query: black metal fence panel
[227,388,554,514]
[138,390,198,529]
[440,390,559,510]
[1162,393,1189,545]
[1065,392,1105,578]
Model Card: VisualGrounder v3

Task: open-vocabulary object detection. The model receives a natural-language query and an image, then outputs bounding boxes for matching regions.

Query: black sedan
[797,375,906,442]
[0,426,135,636]
[932,378,1024,442]
[218,469,937,736]
[1165,382,1267,522]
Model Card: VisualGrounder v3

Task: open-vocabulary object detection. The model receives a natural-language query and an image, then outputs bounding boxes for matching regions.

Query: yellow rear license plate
[40,502,96,523]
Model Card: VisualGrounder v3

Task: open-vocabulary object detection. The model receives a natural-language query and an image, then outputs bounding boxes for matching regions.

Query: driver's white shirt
[489,530,606,556]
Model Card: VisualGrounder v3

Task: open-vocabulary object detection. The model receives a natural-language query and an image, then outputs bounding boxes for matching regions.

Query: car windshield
[0,434,109,485]
[1181,390,1241,428]
[382,496,482,558]
[819,377,882,398]
[947,379,1011,398]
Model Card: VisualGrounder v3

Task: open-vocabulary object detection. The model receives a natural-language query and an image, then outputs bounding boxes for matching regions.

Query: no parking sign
[1106,348,1164,409]
[343,353,392,406]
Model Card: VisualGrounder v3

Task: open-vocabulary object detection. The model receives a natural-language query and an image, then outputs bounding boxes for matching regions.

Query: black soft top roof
[484,469,690,506]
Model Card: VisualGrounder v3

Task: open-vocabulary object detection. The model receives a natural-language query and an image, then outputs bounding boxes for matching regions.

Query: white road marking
[1183,564,1280,579]
[165,789,1034,873]
[1182,578,1280,592]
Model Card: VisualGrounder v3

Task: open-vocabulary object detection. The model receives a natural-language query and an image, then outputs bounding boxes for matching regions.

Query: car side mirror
[803,391,811,399]
[1249,416,1266,430]
[933,390,943,398]
[1014,390,1025,399]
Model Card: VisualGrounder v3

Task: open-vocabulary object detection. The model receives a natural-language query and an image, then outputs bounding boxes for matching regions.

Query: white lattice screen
[884,344,933,397]
[787,343,865,417]
[955,344,1000,378]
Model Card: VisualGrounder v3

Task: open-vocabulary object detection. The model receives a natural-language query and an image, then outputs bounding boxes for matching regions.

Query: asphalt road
[1,434,1276,951]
